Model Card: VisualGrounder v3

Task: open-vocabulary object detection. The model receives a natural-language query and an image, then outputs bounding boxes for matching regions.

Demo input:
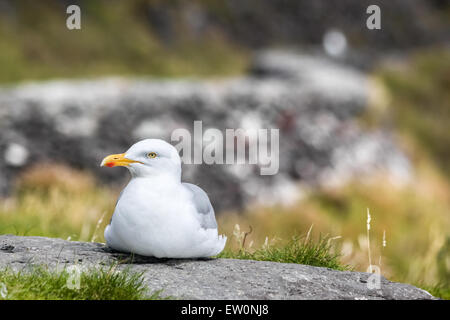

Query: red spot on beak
[106,162,115,168]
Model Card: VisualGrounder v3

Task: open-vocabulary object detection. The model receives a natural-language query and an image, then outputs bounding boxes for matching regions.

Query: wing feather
[182,183,218,230]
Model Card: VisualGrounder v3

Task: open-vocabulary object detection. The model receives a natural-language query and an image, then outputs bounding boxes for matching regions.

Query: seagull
[100,139,227,258]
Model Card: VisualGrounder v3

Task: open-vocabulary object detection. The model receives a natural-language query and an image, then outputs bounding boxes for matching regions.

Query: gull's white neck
[130,170,181,184]
[126,171,183,199]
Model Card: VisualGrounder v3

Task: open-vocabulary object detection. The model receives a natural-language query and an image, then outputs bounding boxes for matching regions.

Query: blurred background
[0,0,449,292]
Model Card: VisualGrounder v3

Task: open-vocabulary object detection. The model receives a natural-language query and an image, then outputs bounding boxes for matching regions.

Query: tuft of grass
[0,265,164,300]
[417,284,450,300]
[218,230,348,271]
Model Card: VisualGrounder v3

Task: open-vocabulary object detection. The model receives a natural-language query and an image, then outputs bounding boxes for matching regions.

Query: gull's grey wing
[182,183,218,230]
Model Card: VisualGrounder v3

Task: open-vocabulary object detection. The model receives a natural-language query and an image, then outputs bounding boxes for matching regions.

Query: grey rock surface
[0,51,411,212]
[0,235,435,300]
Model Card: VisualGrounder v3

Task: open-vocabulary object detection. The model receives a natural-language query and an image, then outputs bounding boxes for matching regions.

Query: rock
[0,51,411,212]
[0,235,435,300]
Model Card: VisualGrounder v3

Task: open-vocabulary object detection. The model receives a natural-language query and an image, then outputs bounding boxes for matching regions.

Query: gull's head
[101,139,181,179]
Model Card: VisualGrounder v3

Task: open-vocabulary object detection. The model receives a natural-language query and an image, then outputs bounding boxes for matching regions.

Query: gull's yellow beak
[100,153,142,168]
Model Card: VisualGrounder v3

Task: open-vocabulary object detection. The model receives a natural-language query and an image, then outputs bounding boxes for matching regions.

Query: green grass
[0,265,164,300]
[0,0,248,84]
[418,284,450,300]
[218,234,349,271]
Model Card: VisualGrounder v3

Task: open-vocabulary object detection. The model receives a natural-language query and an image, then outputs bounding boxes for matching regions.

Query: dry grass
[0,163,115,241]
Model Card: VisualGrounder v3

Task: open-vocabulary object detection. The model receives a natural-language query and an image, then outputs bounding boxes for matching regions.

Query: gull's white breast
[105,176,225,258]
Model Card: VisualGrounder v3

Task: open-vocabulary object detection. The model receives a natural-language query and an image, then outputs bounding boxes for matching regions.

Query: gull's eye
[147,152,157,159]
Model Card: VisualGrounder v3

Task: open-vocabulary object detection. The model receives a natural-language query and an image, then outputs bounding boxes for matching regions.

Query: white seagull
[100,139,227,258]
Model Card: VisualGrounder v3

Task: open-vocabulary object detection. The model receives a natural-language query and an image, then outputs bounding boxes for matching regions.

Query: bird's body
[102,139,226,258]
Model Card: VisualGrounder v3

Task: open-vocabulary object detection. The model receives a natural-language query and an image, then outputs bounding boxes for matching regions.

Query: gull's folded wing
[182,182,218,230]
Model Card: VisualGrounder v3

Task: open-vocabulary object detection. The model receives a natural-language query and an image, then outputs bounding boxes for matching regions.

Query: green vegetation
[0,0,248,83]
[219,233,348,271]
[0,265,164,300]
[421,284,450,300]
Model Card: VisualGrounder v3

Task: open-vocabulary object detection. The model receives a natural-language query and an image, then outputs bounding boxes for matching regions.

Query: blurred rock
[0,51,411,212]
